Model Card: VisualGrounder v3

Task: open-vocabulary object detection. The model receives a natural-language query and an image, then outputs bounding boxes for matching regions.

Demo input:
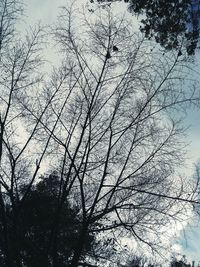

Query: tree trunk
[70,224,88,267]
[0,191,12,267]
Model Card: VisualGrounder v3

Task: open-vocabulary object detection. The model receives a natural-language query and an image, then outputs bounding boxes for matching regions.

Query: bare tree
[0,1,200,267]
[0,1,49,266]
[41,5,199,267]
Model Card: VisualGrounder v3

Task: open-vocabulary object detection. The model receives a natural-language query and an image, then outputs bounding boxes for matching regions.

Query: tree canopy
[0,174,95,267]
[95,0,200,54]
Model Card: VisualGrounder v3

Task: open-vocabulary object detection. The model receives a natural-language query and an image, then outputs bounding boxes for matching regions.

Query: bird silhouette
[113,45,118,52]
[178,50,182,57]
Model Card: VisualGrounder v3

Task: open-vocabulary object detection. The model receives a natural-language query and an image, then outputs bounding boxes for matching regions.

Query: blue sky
[176,220,200,263]
[24,0,200,262]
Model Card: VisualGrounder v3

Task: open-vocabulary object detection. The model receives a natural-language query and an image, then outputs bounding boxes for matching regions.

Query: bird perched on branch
[178,50,182,57]
[113,45,119,52]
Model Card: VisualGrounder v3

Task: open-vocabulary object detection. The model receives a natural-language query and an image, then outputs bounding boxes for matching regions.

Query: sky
[23,0,200,263]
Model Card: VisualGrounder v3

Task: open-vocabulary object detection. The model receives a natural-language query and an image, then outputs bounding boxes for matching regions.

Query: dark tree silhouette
[95,0,200,55]
[0,174,95,267]
[170,255,192,267]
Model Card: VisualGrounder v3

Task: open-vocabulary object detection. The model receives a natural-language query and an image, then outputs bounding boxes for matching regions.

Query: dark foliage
[0,174,94,267]
[96,0,200,55]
